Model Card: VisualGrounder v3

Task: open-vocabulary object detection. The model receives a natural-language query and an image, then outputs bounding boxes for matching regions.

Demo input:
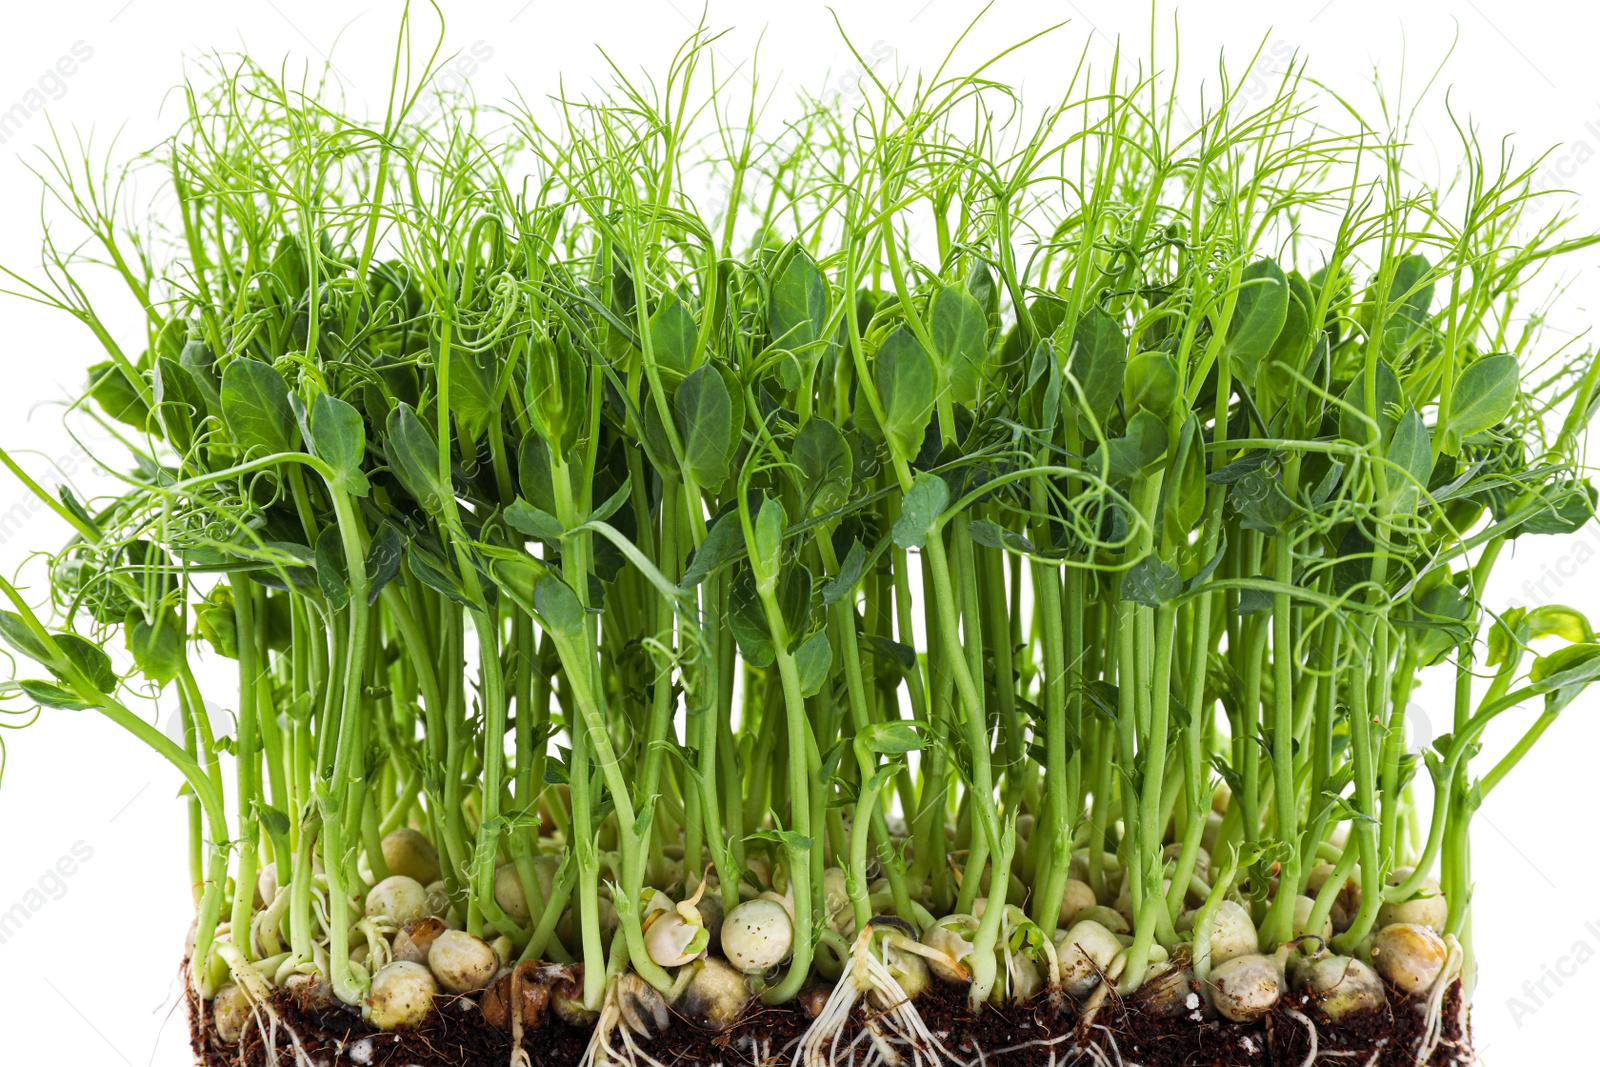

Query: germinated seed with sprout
[494,864,532,925]
[1207,955,1285,1022]
[428,930,498,994]
[668,957,749,1031]
[550,965,598,1027]
[366,876,429,927]
[211,983,251,1044]
[1059,879,1097,926]
[1372,923,1450,994]
[367,961,437,1031]
[1197,901,1257,968]
[1291,895,1333,941]
[721,899,792,973]
[922,915,980,983]
[1291,951,1386,1021]
[1055,919,1123,997]
[394,917,446,965]
[1377,869,1449,932]
[382,829,442,887]
[643,909,706,968]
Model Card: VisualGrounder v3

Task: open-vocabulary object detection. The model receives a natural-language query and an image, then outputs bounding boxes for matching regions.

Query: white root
[354,916,397,973]
[252,886,292,957]
[208,940,318,1067]
[508,961,532,1067]
[793,924,956,1067]
[1284,1007,1319,1067]
[245,999,320,1067]
[1415,933,1464,1066]
[1076,953,1127,1034]
[578,976,672,1067]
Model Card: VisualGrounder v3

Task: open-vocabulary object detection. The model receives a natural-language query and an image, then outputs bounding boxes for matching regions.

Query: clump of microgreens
[1,9,1598,1067]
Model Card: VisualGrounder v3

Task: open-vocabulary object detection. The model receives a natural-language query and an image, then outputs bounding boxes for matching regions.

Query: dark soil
[189,974,1471,1066]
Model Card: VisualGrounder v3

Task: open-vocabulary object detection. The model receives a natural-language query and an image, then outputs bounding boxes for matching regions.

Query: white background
[0,1,1597,1062]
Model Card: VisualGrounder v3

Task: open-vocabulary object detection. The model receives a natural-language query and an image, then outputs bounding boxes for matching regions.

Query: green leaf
[749,497,787,593]
[524,332,589,454]
[929,284,988,407]
[820,540,866,605]
[506,498,566,542]
[179,339,222,414]
[1530,642,1600,686]
[153,356,205,457]
[892,473,949,549]
[1385,254,1434,339]
[728,567,776,667]
[307,393,370,497]
[365,523,404,605]
[1447,355,1518,447]
[777,562,813,642]
[1385,409,1433,499]
[639,395,681,478]
[965,520,1036,555]
[588,480,633,525]
[448,342,500,445]
[1226,259,1289,384]
[649,290,700,376]
[1021,339,1061,435]
[792,417,853,517]
[534,576,586,640]
[517,432,559,515]
[407,544,473,607]
[383,403,449,513]
[966,260,999,325]
[17,680,94,710]
[314,526,350,612]
[683,511,745,587]
[1062,307,1127,429]
[1235,584,1275,615]
[1123,350,1177,417]
[865,635,918,674]
[1311,459,1345,505]
[256,801,292,839]
[1522,481,1596,535]
[0,610,52,665]
[196,587,239,659]
[795,631,833,698]
[675,363,735,493]
[1092,408,1169,482]
[769,251,828,351]
[125,608,183,685]
[1230,466,1293,535]
[1161,415,1207,546]
[859,720,923,754]
[1339,361,1404,447]
[488,554,544,617]
[1207,450,1275,485]
[1530,642,1600,712]
[86,362,151,432]
[51,632,116,693]
[220,358,297,455]
[1257,276,1313,419]
[1407,583,1472,666]
[1120,555,1182,607]
[1526,604,1592,644]
[743,828,813,855]
[874,326,935,462]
